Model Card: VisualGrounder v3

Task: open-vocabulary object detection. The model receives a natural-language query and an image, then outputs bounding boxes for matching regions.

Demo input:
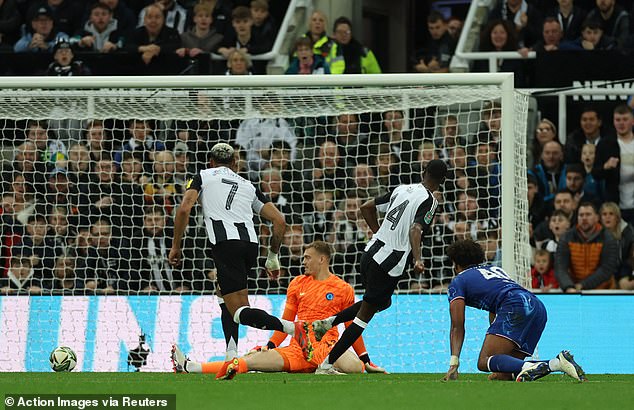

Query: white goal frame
[0,72,527,286]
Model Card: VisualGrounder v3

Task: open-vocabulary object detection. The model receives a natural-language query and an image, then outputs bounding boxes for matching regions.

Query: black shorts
[211,240,258,295]
[360,252,401,311]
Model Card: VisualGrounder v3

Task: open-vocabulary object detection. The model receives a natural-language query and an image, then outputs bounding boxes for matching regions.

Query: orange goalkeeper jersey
[269,273,356,346]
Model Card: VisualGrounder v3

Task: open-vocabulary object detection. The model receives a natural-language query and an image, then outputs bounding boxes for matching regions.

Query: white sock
[226,337,238,361]
[281,319,295,335]
[548,358,561,372]
[352,317,368,328]
[187,361,201,373]
[233,306,247,324]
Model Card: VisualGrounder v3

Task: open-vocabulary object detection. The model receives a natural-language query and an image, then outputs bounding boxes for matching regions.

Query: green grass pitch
[2,373,634,410]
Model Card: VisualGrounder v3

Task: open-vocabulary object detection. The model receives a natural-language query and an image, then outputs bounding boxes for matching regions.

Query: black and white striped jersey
[364,184,438,277]
[187,166,269,245]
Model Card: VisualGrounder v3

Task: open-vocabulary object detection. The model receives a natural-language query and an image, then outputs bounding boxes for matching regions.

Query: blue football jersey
[447,264,527,313]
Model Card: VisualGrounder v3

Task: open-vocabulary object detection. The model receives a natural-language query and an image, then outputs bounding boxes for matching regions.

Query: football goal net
[0,73,529,371]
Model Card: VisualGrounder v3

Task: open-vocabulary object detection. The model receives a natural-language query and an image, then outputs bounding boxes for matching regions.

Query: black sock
[239,307,284,332]
[328,322,365,365]
[220,302,238,355]
[358,353,371,364]
[332,301,362,326]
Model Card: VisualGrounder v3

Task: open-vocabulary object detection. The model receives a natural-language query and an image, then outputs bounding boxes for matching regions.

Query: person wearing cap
[46,39,91,76]
[14,4,69,53]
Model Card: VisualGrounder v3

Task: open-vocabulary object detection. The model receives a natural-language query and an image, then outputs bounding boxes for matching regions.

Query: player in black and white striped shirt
[310,159,448,374]
[169,143,311,380]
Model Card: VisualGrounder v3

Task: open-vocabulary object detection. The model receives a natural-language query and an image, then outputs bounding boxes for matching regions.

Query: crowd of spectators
[413,0,634,86]
[411,1,634,292]
[477,0,634,85]
[0,0,385,76]
[0,0,290,75]
[528,103,634,293]
[1,1,633,296]
[0,102,507,296]
[3,105,631,295]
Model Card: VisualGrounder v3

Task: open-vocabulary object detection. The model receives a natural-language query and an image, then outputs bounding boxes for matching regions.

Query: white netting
[513,91,531,287]
[0,80,529,295]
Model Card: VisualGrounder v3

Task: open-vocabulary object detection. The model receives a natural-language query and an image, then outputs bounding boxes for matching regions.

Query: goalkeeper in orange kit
[171,241,386,378]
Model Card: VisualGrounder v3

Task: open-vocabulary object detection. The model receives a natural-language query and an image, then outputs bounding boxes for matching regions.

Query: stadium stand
[1,0,634,298]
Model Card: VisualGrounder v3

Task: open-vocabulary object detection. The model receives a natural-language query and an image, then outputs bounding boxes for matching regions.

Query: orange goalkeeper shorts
[275,338,336,373]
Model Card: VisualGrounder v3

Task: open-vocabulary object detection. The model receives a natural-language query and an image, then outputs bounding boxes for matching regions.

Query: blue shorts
[487,290,547,356]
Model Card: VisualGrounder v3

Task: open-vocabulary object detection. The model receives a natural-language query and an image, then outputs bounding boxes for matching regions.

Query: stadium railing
[533,86,634,142]
[210,0,310,74]
[450,0,536,73]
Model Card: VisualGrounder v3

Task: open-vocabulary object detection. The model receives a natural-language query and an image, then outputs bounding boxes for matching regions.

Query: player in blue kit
[443,239,587,382]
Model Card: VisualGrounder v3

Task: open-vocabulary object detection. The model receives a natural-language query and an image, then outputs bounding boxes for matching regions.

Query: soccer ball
[49,346,77,372]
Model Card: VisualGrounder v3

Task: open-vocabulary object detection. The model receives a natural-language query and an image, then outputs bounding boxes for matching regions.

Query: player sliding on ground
[307,160,447,375]
[171,241,386,377]
[169,143,311,380]
[442,239,587,382]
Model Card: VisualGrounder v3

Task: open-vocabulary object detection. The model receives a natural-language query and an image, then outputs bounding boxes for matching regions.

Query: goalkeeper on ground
[171,241,386,377]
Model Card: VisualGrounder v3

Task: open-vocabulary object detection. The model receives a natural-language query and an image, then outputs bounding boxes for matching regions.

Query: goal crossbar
[0,73,515,89]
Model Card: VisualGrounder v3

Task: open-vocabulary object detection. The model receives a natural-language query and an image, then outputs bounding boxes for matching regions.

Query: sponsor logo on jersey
[424,210,434,225]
